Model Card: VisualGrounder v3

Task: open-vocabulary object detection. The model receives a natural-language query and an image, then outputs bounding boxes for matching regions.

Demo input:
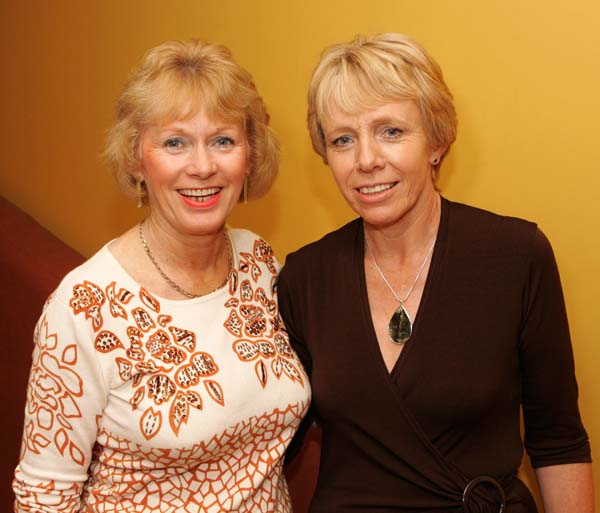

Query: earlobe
[431,146,447,166]
[436,145,448,162]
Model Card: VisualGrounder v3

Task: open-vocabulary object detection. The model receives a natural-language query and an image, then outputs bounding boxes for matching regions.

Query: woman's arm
[536,463,594,513]
[13,294,107,513]
[519,229,594,511]
[277,260,315,465]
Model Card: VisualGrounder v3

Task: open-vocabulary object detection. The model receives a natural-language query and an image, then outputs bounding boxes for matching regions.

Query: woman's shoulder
[447,199,535,231]
[228,227,276,255]
[444,198,547,259]
[49,243,118,305]
[283,218,361,270]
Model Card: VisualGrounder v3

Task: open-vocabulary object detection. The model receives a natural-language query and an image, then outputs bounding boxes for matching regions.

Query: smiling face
[138,108,249,238]
[321,100,442,231]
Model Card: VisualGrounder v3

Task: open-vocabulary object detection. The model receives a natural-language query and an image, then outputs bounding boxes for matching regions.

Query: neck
[364,192,441,265]
[144,214,227,273]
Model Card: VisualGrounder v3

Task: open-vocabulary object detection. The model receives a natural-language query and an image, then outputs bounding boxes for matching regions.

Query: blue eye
[332,135,353,147]
[215,136,235,147]
[383,127,402,138]
[164,137,184,149]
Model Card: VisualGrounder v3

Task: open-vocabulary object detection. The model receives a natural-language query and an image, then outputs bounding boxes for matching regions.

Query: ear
[430,145,448,165]
[132,171,144,183]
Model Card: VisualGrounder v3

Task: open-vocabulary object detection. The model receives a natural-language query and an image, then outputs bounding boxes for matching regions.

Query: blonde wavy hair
[104,39,279,202]
[307,33,457,177]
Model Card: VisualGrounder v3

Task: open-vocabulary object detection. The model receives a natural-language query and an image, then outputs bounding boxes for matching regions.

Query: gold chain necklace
[139,219,233,299]
[365,232,436,345]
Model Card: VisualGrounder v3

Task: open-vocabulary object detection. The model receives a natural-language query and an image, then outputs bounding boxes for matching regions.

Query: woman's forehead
[144,96,244,128]
[143,77,243,124]
[321,100,421,130]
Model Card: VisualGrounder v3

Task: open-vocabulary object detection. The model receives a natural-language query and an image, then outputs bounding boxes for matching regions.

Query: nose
[356,137,384,173]
[187,144,216,178]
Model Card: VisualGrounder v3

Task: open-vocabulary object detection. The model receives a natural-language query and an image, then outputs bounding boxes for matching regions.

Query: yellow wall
[1,0,598,507]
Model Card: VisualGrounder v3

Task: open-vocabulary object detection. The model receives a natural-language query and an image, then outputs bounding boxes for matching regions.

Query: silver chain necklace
[139,219,232,299]
[365,232,436,344]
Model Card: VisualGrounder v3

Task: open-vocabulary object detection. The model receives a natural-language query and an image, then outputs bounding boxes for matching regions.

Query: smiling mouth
[357,182,398,195]
[178,187,222,203]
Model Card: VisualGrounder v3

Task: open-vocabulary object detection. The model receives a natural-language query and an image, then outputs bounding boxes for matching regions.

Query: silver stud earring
[432,157,439,165]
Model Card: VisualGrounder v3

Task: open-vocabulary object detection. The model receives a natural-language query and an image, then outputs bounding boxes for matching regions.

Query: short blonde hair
[105,39,279,202]
[307,33,457,173]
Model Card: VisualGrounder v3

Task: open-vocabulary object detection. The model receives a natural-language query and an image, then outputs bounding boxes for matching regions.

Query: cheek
[230,152,249,178]
[329,168,358,204]
[386,149,428,176]
[141,151,172,180]
[327,153,354,181]
[328,166,347,191]
[139,157,157,183]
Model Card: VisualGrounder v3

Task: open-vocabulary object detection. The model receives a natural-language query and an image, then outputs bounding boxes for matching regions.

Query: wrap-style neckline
[357,198,449,379]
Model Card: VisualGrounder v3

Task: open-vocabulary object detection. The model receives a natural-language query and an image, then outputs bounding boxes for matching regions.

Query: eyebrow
[325,115,409,134]
[153,122,242,135]
[374,115,408,125]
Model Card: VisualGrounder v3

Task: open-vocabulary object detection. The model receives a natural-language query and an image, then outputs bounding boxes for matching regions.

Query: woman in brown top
[278,33,593,512]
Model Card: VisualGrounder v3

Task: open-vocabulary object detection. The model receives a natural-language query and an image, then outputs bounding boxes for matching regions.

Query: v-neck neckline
[356,197,449,379]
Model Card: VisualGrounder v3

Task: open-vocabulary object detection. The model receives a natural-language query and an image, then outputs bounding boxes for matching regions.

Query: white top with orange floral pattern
[13,228,310,513]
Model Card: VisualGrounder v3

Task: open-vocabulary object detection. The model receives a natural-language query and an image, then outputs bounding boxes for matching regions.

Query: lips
[178,187,222,203]
[357,182,398,195]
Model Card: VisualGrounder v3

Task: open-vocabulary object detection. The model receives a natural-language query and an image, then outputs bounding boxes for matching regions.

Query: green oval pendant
[388,304,412,344]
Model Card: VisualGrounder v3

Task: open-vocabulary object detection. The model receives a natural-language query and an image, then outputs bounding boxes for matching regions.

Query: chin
[181,218,228,237]
[357,208,402,228]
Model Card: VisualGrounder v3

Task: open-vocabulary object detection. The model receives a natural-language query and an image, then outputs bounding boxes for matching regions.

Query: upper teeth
[179,187,220,197]
[359,183,395,194]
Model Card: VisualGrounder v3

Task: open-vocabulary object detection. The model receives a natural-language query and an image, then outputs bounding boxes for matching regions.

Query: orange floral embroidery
[228,239,304,389]
[132,307,156,332]
[233,339,276,387]
[239,252,262,282]
[253,238,278,275]
[169,390,203,435]
[70,282,224,440]
[106,281,133,320]
[94,287,224,440]
[95,330,124,352]
[24,315,86,466]
[69,280,106,331]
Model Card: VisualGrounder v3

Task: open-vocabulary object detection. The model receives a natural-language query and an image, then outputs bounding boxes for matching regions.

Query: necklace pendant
[388,303,412,344]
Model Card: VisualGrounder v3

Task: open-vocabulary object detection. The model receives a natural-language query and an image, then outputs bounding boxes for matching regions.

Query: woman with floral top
[13,39,310,513]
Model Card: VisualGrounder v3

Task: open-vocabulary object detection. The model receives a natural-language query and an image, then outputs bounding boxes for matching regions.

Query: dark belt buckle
[462,476,506,513]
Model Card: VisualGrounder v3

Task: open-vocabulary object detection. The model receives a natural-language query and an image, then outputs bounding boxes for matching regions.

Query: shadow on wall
[229,192,283,243]
[0,196,85,513]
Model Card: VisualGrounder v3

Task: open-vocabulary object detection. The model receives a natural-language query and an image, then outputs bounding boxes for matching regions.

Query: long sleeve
[277,258,312,379]
[13,295,108,513]
[519,228,591,467]
[13,233,310,513]
[277,260,315,465]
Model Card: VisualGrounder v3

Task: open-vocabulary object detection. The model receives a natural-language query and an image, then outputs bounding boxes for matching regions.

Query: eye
[331,135,353,147]
[383,127,402,138]
[163,137,184,150]
[214,136,235,147]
